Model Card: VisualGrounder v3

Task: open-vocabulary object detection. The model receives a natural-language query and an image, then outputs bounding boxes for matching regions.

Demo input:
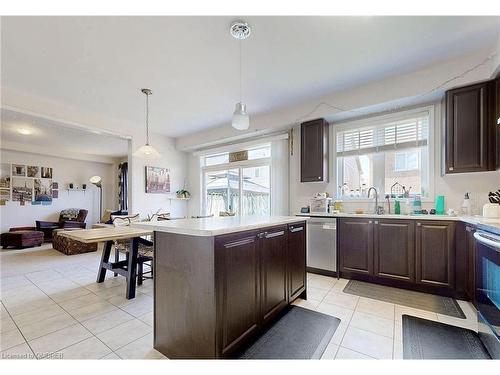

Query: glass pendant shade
[232,102,250,130]
[133,144,161,160]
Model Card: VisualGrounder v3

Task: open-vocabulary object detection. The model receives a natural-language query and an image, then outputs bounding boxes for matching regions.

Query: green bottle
[394,200,401,215]
[436,195,445,215]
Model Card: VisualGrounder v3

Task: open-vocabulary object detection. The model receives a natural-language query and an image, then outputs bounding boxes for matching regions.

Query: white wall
[288,102,500,215]
[129,133,189,219]
[0,149,117,232]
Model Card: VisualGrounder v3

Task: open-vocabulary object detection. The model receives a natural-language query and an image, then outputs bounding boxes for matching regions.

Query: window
[336,109,432,198]
[202,145,271,216]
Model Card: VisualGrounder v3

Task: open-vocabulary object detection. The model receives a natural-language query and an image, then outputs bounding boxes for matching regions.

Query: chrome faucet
[368,186,384,215]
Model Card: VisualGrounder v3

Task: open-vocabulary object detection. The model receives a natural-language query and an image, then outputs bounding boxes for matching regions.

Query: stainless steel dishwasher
[306,216,337,275]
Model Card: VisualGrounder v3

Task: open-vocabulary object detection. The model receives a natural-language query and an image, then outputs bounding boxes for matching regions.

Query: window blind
[336,111,429,156]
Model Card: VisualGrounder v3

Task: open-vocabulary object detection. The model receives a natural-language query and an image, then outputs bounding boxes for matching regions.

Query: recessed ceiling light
[17,128,33,135]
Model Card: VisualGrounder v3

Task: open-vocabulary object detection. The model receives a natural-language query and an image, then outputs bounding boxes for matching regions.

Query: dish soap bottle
[461,192,472,216]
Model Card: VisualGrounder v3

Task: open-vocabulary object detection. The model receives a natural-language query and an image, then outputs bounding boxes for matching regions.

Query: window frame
[201,152,272,217]
[333,105,435,202]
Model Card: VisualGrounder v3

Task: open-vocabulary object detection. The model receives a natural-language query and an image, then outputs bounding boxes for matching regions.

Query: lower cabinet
[338,218,374,275]
[287,223,306,301]
[260,227,288,323]
[215,231,260,356]
[415,220,456,289]
[215,221,306,357]
[338,217,458,296]
[374,219,415,283]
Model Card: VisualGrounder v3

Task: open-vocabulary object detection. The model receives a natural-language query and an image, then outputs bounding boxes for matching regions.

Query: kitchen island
[133,216,308,359]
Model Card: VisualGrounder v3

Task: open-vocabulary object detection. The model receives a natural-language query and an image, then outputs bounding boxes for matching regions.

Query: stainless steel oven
[474,230,500,359]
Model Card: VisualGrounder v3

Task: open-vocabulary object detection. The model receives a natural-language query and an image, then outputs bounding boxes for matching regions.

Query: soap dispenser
[461,192,472,216]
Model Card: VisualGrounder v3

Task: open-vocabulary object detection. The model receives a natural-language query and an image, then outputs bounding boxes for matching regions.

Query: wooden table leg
[126,237,139,299]
[97,240,113,283]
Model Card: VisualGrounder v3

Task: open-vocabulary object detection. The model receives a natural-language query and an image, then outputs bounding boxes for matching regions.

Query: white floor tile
[394,305,438,323]
[341,326,393,359]
[291,298,320,310]
[356,297,395,320]
[101,352,121,359]
[316,301,354,323]
[96,318,151,351]
[305,286,329,302]
[0,342,36,360]
[0,328,25,351]
[28,323,92,358]
[18,312,77,341]
[137,311,154,326]
[320,343,339,359]
[335,347,375,360]
[350,311,394,338]
[56,336,112,359]
[81,309,134,334]
[115,333,166,359]
[322,290,359,310]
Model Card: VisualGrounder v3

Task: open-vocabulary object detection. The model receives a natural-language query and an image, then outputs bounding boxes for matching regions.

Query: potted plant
[176,189,191,199]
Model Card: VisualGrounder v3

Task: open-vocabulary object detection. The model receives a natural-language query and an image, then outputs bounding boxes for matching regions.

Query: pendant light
[133,88,161,159]
[230,20,251,130]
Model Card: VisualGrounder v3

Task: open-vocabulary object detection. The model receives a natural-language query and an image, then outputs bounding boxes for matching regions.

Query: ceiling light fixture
[17,128,33,135]
[230,20,251,131]
[133,88,161,159]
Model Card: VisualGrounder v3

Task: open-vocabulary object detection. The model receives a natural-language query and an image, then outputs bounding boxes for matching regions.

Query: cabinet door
[260,226,288,323]
[301,118,328,182]
[338,218,374,275]
[374,219,415,283]
[445,81,494,173]
[215,232,260,356]
[415,221,455,289]
[495,75,500,168]
[287,222,306,301]
[465,225,476,302]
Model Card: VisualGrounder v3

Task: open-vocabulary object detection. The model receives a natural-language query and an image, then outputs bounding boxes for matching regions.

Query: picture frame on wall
[12,177,33,202]
[12,164,26,177]
[0,189,10,201]
[0,164,11,188]
[27,165,41,178]
[34,179,53,202]
[145,166,171,194]
[41,167,53,179]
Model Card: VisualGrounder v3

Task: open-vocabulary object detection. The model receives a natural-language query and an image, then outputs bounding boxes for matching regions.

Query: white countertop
[132,216,308,237]
[296,212,500,229]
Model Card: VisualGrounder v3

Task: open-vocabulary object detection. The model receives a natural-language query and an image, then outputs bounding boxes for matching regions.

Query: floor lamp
[90,176,103,222]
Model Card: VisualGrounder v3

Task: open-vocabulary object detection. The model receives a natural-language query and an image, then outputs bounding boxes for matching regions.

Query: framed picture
[41,167,53,179]
[145,166,170,194]
[27,165,40,178]
[12,164,26,177]
[12,177,33,202]
[52,190,59,199]
[0,164,11,188]
[34,179,53,202]
[52,182,59,189]
[0,189,10,201]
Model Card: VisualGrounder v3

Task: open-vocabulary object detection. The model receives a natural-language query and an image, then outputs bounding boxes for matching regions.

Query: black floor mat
[402,315,491,359]
[344,280,465,319]
[238,306,340,359]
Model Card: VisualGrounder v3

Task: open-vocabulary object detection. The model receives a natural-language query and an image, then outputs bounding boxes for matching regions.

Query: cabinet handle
[368,220,372,224]
[374,220,378,225]
[265,230,285,239]
[449,167,454,171]
[289,226,304,233]
[417,222,421,226]
[224,237,255,248]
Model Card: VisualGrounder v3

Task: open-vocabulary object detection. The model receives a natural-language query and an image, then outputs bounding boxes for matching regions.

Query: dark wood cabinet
[495,74,500,168]
[415,221,456,289]
[259,226,288,323]
[300,118,329,182]
[338,218,374,276]
[445,81,496,173]
[216,231,260,356]
[465,225,476,303]
[374,219,415,283]
[287,223,306,301]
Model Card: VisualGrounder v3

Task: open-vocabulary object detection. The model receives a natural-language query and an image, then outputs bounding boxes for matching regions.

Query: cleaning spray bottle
[461,192,472,216]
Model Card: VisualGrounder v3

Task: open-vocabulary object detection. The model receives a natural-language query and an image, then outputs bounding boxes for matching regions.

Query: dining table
[58,227,153,299]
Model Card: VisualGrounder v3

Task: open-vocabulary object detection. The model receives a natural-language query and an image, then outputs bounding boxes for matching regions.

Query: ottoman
[52,228,97,255]
[1,229,44,249]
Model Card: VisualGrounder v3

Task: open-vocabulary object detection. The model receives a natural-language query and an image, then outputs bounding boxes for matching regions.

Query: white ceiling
[0,109,129,158]
[2,16,499,138]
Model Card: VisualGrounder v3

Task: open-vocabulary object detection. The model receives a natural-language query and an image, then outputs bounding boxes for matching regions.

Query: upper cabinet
[300,118,329,182]
[445,80,496,174]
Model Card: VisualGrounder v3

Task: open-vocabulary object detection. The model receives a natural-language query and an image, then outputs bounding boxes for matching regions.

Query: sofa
[36,208,88,241]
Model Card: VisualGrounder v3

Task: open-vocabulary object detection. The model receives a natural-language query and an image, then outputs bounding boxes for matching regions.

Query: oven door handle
[474,232,500,251]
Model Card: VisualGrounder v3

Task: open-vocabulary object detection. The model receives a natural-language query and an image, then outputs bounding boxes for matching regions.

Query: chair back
[112,214,140,227]
[59,209,88,222]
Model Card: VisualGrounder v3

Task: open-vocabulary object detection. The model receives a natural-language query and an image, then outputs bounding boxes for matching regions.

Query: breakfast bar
[133,216,308,359]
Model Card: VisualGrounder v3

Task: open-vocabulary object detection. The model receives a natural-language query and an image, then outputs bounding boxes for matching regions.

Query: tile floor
[0,245,478,360]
